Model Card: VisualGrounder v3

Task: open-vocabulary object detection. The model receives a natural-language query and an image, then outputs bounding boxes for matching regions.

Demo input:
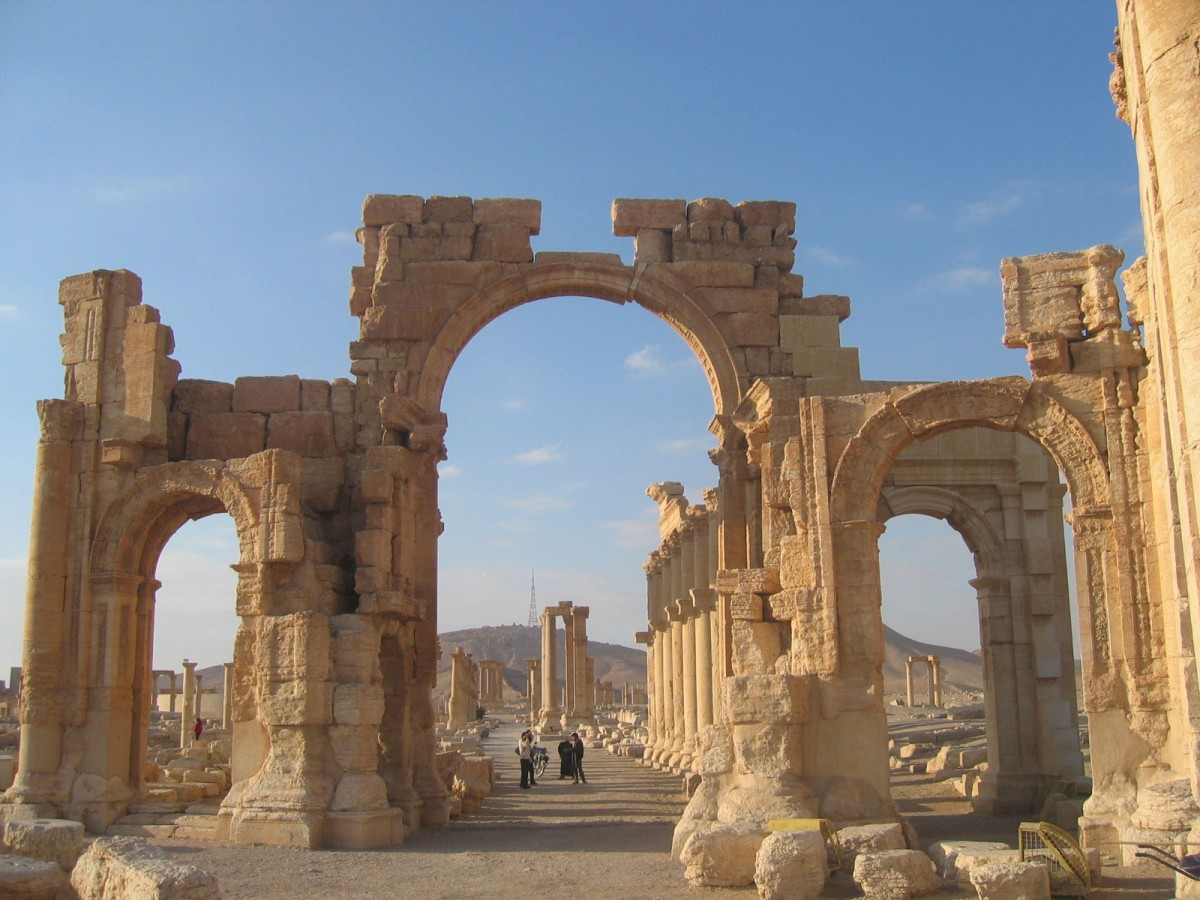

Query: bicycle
[532,746,549,778]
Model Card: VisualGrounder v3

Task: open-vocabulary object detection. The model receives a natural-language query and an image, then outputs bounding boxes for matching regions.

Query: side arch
[831,378,1111,524]
[414,261,745,421]
[878,484,1007,577]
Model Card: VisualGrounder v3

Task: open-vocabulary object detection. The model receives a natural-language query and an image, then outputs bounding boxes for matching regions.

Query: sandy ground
[150,719,1178,899]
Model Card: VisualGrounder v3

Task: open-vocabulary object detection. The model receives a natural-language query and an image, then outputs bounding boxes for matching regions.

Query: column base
[228,809,324,848]
[970,772,1044,815]
[325,808,405,848]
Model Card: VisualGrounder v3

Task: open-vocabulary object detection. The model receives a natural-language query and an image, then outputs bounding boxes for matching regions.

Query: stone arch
[831,377,1110,524]
[878,484,1007,576]
[90,459,263,581]
[414,261,744,421]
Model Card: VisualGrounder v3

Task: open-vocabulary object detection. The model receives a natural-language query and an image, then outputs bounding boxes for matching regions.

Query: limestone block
[472,224,532,263]
[0,854,67,899]
[0,755,16,789]
[634,229,671,263]
[926,840,1010,882]
[949,848,1020,884]
[330,772,388,811]
[259,680,333,727]
[732,723,801,777]
[267,411,336,457]
[70,836,220,899]
[233,375,301,414]
[724,675,807,725]
[852,849,940,899]
[259,612,332,683]
[754,830,828,900]
[185,412,266,460]
[2,819,84,871]
[473,197,541,233]
[363,194,424,227]
[173,379,232,414]
[838,822,906,867]
[724,312,779,347]
[688,198,735,222]
[735,201,797,231]
[969,861,1050,900]
[612,198,686,236]
[329,725,380,771]
[679,822,766,887]
[672,819,715,862]
[332,684,385,727]
[424,196,473,223]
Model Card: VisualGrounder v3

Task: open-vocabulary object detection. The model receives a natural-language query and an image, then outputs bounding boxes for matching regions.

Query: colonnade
[905,655,943,708]
[477,659,505,707]
[535,601,593,727]
[640,483,721,774]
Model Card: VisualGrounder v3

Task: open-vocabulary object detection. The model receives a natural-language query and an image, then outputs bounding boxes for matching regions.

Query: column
[930,657,943,708]
[222,662,234,728]
[905,658,916,707]
[679,599,698,765]
[180,660,197,749]
[668,608,685,769]
[694,593,715,731]
[561,604,576,718]
[539,608,562,724]
[574,607,592,718]
[526,658,541,720]
[655,624,672,766]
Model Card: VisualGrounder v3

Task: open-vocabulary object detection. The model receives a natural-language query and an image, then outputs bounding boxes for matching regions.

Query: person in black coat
[570,731,587,784]
[557,736,574,779]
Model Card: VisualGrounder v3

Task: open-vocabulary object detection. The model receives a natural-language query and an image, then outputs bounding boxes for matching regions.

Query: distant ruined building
[4,1,1200,890]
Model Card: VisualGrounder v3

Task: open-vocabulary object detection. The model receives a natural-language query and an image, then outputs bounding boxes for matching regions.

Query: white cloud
[0,305,19,319]
[806,246,852,267]
[91,175,191,206]
[439,463,462,478]
[923,266,994,293]
[955,184,1040,228]
[498,398,527,411]
[511,444,563,465]
[900,203,934,220]
[487,538,517,550]
[323,231,357,246]
[655,437,713,455]
[625,344,667,375]
[503,494,571,513]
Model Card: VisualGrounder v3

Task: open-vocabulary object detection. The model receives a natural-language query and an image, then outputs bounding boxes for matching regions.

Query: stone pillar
[929,656,942,708]
[560,604,576,718]
[539,608,562,726]
[447,647,475,729]
[585,657,595,712]
[667,607,686,769]
[679,598,698,766]
[526,658,540,720]
[222,662,234,728]
[180,660,197,749]
[654,623,672,766]
[905,658,916,707]
[573,607,593,719]
[694,592,715,731]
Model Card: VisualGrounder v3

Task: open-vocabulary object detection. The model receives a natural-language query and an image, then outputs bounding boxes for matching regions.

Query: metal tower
[527,570,538,627]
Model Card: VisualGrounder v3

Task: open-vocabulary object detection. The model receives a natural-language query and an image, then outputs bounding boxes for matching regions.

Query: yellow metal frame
[1018,821,1090,895]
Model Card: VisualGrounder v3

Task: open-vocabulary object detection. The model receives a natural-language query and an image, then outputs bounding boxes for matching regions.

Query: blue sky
[0,3,1140,675]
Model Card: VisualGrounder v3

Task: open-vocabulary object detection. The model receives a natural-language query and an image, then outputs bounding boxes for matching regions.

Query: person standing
[193,717,203,743]
[517,729,538,789]
[557,735,574,779]
[571,731,587,784]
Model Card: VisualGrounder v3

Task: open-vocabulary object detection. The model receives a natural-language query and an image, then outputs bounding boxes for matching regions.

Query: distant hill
[880,624,983,694]
[434,622,982,702]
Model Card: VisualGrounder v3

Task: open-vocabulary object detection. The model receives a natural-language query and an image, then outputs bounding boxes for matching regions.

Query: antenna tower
[527,570,538,627]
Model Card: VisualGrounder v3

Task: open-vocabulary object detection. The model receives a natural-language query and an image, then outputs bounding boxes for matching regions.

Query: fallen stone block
[926,839,1010,883]
[2,818,84,872]
[947,847,1020,885]
[0,853,69,899]
[70,836,220,900]
[969,860,1051,900]
[754,829,828,899]
[852,849,940,899]
[680,822,765,887]
[838,821,906,868]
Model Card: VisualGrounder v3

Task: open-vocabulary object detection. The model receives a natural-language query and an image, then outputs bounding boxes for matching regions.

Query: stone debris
[679,821,766,887]
[851,849,940,899]
[1,818,84,871]
[753,829,828,899]
[968,860,1051,900]
[70,836,220,900]
[0,853,69,899]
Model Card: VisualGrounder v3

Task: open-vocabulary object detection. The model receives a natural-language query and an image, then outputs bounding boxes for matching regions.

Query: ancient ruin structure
[445,647,478,729]
[905,656,943,709]
[2,8,1199,887]
[476,659,505,708]
[535,601,592,729]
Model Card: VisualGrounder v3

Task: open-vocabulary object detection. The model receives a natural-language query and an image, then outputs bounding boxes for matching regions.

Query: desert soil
[150,718,1177,899]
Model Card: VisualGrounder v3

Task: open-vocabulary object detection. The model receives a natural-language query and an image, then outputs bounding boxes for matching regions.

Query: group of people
[516,729,586,789]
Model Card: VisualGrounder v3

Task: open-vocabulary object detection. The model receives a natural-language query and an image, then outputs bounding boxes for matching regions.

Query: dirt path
[151,720,1176,898]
